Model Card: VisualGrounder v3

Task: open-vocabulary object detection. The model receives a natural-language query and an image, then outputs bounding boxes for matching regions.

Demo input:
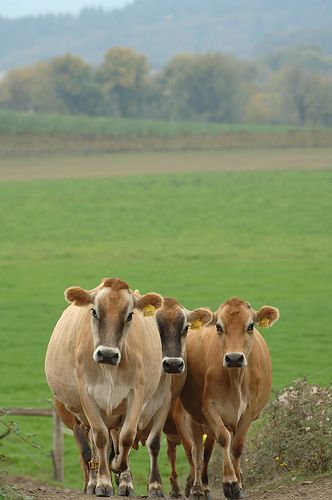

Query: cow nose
[162,357,185,374]
[93,347,121,366]
[224,352,246,368]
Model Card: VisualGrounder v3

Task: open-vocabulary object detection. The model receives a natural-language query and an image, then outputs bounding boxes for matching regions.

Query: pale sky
[0,0,132,18]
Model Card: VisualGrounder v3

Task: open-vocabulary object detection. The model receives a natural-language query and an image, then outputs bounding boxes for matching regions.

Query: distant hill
[1,0,332,71]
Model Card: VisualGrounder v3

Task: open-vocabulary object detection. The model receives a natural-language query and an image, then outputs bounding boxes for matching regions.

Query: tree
[159,53,254,122]
[0,62,60,113]
[97,47,149,117]
[50,55,103,115]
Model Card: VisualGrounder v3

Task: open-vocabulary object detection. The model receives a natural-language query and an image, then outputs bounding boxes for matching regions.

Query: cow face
[214,297,279,369]
[156,298,213,374]
[65,278,163,366]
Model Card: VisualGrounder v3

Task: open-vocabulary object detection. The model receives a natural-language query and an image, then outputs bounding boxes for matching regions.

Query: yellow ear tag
[191,320,202,330]
[143,304,155,317]
[203,434,207,443]
[259,318,270,328]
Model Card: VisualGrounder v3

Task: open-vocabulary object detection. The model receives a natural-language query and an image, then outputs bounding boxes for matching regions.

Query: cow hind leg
[73,423,91,493]
[201,436,214,500]
[147,433,164,497]
[189,420,205,500]
[167,438,181,498]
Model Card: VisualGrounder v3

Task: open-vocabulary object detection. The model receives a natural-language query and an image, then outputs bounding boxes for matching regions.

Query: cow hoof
[119,484,135,497]
[185,478,194,498]
[189,491,206,500]
[95,484,114,497]
[86,484,96,496]
[222,482,242,499]
[205,491,213,500]
[148,489,165,498]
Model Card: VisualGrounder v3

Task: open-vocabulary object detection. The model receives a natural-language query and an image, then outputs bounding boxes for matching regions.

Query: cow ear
[188,308,213,329]
[135,293,163,316]
[256,306,280,328]
[65,287,93,306]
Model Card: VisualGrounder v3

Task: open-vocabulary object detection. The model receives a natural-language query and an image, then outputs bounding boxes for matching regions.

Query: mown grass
[0,158,331,493]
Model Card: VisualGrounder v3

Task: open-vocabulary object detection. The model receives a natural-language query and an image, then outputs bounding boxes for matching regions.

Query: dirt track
[9,476,332,500]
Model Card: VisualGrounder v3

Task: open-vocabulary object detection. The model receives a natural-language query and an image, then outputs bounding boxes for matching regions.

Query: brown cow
[180,297,280,500]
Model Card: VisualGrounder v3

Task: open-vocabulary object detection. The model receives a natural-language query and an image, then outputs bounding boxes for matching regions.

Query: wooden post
[51,406,64,483]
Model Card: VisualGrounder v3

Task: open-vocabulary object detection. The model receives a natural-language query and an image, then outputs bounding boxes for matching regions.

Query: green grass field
[0,148,331,493]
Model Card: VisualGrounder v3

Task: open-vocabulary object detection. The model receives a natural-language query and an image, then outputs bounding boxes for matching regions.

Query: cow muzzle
[93,347,121,366]
[223,352,247,368]
[162,357,185,374]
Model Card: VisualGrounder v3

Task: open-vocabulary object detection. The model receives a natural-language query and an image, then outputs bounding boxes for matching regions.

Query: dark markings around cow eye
[247,322,255,332]
[182,324,189,335]
[92,308,98,320]
[126,312,134,322]
[216,323,224,333]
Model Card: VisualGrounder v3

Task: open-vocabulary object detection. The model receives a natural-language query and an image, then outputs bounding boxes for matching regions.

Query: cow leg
[202,400,240,499]
[73,422,91,493]
[202,436,215,500]
[80,392,114,497]
[171,402,194,498]
[86,428,98,496]
[146,432,164,497]
[230,414,254,499]
[167,439,181,498]
[189,419,205,500]
[111,387,144,474]
[146,392,172,498]
[118,467,135,497]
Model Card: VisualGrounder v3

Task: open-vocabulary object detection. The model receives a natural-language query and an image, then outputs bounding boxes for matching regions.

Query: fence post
[51,406,64,483]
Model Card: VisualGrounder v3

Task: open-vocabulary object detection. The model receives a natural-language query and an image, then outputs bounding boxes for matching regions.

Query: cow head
[156,297,213,374]
[65,278,163,366]
[213,297,279,369]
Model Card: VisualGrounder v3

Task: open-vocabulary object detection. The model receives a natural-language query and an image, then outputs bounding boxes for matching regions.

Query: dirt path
[8,476,332,500]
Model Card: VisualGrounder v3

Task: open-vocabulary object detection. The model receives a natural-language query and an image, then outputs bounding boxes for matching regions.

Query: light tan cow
[45,278,166,497]
[180,297,280,500]
[46,283,212,497]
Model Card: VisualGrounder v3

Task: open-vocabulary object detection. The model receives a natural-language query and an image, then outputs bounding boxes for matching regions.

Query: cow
[45,278,165,497]
[46,282,212,497]
[180,297,280,500]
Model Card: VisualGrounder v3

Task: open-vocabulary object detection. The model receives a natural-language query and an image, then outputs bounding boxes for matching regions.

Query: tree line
[0,45,332,126]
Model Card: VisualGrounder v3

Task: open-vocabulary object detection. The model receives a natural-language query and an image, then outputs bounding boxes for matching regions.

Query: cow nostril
[225,354,231,364]
[96,350,103,360]
[238,354,244,363]
[178,360,184,370]
[163,360,170,369]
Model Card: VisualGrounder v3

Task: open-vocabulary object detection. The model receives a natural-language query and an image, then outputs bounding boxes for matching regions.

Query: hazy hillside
[0,0,332,71]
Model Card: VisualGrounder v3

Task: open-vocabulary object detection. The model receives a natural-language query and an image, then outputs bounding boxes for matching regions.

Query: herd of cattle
[45,278,280,499]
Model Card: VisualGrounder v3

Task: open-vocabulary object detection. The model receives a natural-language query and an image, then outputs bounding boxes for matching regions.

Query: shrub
[244,378,332,484]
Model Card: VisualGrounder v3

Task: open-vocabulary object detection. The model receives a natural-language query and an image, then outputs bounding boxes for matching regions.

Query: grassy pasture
[0,148,331,492]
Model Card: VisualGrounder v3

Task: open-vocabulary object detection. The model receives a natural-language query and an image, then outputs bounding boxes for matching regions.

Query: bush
[244,378,332,484]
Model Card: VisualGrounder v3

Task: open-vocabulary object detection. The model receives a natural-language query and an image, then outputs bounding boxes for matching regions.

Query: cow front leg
[118,467,135,497]
[111,387,144,474]
[80,392,114,497]
[202,399,240,499]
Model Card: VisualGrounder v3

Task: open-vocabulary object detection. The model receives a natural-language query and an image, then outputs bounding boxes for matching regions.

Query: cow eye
[216,323,224,333]
[182,324,189,335]
[92,308,98,319]
[247,323,255,332]
[126,312,134,322]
